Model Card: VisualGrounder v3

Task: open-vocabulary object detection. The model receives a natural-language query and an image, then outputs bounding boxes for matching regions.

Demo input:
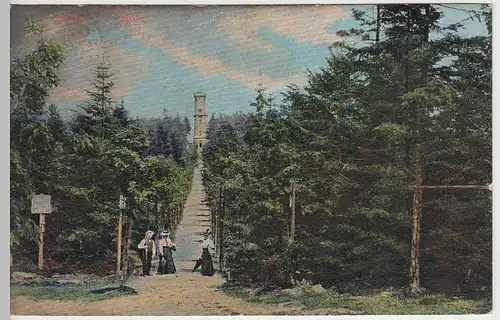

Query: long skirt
[139,249,153,275]
[163,247,177,274]
[157,254,165,274]
[201,248,215,276]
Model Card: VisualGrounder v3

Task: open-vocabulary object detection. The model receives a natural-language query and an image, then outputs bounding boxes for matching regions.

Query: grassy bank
[11,283,138,302]
[223,286,492,315]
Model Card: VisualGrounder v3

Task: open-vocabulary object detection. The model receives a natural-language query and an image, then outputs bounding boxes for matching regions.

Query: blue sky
[10,4,488,123]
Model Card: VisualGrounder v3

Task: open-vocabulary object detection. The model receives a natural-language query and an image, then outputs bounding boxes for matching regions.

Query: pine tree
[114,97,130,127]
[10,19,65,257]
[184,116,191,135]
[201,5,491,296]
[72,58,116,136]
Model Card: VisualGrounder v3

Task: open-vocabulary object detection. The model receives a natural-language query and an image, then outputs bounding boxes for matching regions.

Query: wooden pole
[215,216,219,260]
[116,210,123,276]
[211,208,216,240]
[121,215,133,287]
[219,184,225,272]
[290,180,296,242]
[215,184,222,260]
[155,197,159,231]
[179,200,182,219]
[38,213,46,270]
[281,205,288,239]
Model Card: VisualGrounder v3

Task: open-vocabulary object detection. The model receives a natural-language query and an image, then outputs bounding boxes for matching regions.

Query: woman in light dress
[138,230,156,276]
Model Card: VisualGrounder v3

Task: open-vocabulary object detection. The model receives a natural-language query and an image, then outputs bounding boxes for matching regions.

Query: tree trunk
[409,133,423,295]
[290,180,296,242]
[219,184,225,272]
[166,207,171,231]
[178,201,182,223]
[404,10,410,92]
[409,4,432,296]
[12,83,27,111]
[375,5,381,43]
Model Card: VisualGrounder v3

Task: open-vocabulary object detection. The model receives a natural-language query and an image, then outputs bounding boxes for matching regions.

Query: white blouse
[158,237,175,255]
[201,238,216,257]
[138,239,156,258]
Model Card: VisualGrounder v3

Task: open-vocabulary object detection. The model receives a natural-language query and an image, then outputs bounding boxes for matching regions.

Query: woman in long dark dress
[156,233,165,275]
[192,229,215,276]
[161,231,177,274]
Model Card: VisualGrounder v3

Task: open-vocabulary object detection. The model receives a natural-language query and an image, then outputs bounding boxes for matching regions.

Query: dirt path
[11,261,308,316]
[10,165,303,316]
[171,165,210,261]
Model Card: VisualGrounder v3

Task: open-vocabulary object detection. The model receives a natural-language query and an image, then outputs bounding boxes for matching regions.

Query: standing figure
[192,229,215,276]
[160,231,177,274]
[156,232,166,275]
[138,230,155,277]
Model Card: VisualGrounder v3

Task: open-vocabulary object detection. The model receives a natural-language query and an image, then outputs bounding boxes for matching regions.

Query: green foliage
[202,4,491,298]
[10,21,196,273]
[139,112,192,165]
[225,286,491,315]
[10,20,65,254]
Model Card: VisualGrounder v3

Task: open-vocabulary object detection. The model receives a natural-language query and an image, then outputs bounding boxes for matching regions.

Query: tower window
[199,142,202,148]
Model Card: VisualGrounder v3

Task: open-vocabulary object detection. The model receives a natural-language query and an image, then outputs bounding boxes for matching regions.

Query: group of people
[137,228,216,277]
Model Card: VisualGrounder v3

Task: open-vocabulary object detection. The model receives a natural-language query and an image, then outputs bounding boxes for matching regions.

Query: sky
[10,4,488,122]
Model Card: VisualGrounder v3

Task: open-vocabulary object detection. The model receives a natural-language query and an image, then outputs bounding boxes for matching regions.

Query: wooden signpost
[31,195,52,270]
[117,195,126,277]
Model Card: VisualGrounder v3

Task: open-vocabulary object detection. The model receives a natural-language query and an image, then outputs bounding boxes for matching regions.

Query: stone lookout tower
[193,92,208,152]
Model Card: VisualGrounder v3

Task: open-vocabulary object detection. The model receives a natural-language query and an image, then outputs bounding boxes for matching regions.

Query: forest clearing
[10,169,491,316]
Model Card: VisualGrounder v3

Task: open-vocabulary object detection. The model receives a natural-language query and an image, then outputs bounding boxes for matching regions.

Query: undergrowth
[223,285,492,315]
[11,284,138,302]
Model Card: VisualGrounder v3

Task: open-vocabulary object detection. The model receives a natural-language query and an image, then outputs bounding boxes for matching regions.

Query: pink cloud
[38,6,325,103]
[165,44,226,76]
[224,69,308,93]
[218,5,345,51]
[49,87,88,101]
[126,9,309,93]
[12,7,153,105]
[49,41,152,103]
[132,33,308,92]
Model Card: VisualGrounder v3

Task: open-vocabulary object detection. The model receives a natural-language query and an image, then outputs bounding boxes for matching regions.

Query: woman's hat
[161,231,170,236]
[145,230,154,237]
[202,229,211,236]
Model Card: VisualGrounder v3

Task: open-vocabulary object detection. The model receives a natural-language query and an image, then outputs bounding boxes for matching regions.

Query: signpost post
[31,195,52,270]
[219,184,225,273]
[117,195,126,277]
